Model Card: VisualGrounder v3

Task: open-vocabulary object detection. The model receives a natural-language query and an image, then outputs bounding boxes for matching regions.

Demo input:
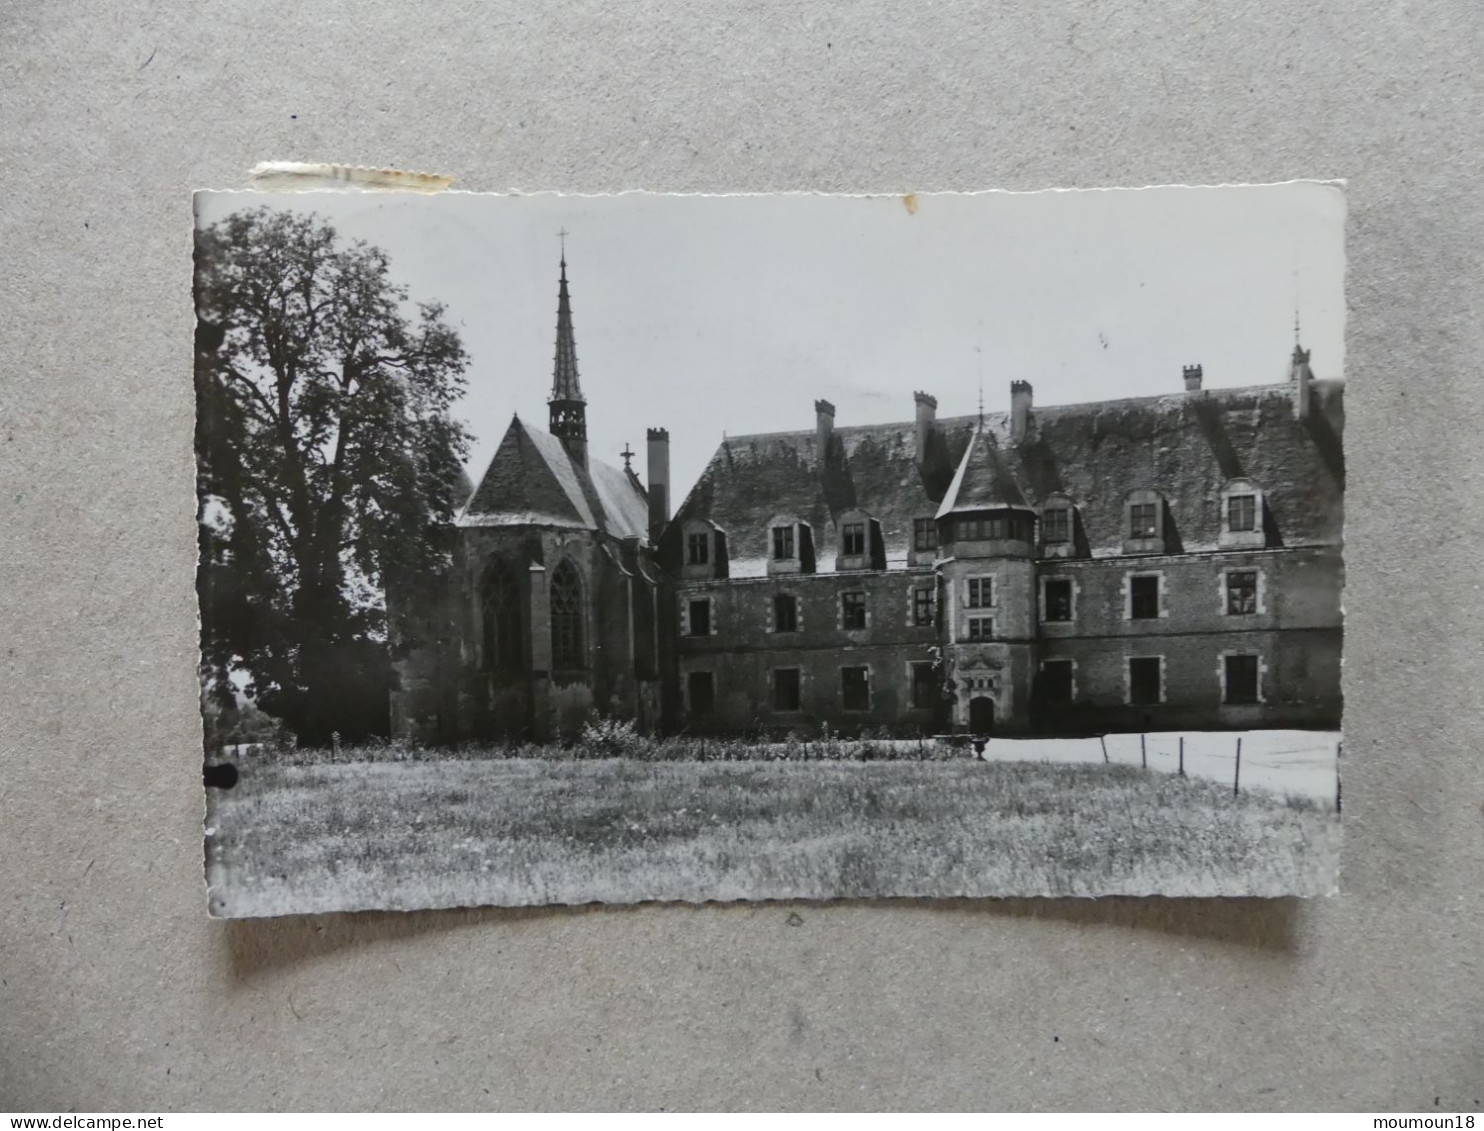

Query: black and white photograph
[196,184,1346,917]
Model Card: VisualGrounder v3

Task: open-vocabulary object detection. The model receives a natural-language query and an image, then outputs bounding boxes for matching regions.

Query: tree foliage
[195,206,470,744]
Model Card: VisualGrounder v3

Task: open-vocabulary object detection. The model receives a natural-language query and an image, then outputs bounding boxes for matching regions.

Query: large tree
[194,206,471,745]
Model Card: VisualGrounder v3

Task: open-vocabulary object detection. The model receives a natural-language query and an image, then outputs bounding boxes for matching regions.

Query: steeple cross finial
[975,345,984,428]
[558,226,569,261]
[620,442,634,470]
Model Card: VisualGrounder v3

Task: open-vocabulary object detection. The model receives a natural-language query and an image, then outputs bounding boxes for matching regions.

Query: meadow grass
[205,756,1340,917]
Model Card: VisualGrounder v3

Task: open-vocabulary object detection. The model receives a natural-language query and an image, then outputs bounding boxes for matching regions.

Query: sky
[195,184,1346,505]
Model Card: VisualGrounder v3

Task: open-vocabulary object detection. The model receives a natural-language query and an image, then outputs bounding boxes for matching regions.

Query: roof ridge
[710,380,1327,446]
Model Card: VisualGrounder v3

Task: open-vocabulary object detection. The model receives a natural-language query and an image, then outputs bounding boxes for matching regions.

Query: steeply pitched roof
[936,427,1030,518]
[670,380,1344,576]
[459,415,650,539]
[548,258,584,405]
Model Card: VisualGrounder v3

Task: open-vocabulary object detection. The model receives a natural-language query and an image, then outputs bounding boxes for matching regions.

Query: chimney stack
[815,399,836,466]
[913,391,937,465]
[1291,345,1313,421]
[1009,381,1033,444]
[1183,364,1203,392]
[646,427,670,538]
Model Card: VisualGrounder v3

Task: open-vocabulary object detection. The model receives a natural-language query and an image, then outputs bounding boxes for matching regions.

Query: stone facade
[664,345,1344,737]
[395,257,1343,742]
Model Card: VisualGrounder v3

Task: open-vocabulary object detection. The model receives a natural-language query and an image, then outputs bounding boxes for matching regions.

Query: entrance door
[969,695,995,736]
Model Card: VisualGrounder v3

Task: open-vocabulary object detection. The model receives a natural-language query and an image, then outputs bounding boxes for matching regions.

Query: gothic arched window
[481,558,524,673]
[550,560,585,670]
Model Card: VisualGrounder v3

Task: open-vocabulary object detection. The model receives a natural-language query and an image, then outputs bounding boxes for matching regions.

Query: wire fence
[972,729,1342,808]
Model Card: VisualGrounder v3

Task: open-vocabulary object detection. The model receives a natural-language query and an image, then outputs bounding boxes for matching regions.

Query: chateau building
[662,355,1344,737]
[393,257,1344,741]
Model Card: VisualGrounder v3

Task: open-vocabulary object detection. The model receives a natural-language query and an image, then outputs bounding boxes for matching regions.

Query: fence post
[1335,738,1343,814]
[1099,735,1109,764]
[1140,733,1147,770]
[1178,736,1185,778]
[1233,736,1242,797]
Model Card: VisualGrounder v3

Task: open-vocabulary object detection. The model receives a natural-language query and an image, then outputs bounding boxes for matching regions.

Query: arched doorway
[969,695,996,736]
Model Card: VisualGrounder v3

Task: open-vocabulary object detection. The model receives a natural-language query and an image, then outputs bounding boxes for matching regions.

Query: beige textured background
[2,0,1481,1112]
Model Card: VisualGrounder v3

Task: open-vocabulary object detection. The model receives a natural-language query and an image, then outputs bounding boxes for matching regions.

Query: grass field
[205,756,1340,917]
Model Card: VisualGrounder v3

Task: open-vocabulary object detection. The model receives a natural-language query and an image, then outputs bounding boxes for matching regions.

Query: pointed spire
[547,239,588,469]
[550,247,584,405]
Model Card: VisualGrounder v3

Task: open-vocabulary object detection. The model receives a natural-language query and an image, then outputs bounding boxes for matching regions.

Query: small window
[772,525,795,560]
[1044,579,1073,623]
[958,517,981,541]
[1040,660,1073,705]
[913,586,935,627]
[1224,655,1259,704]
[687,532,710,565]
[1228,494,1257,533]
[842,522,866,556]
[1129,503,1159,539]
[1043,507,1070,544]
[1226,571,1258,615]
[1130,575,1160,620]
[841,591,867,630]
[773,593,798,633]
[1128,657,1162,705]
[687,670,715,715]
[687,598,711,636]
[773,668,802,712]
[910,662,937,709]
[966,577,993,608]
[966,615,994,642]
[841,666,870,711]
[913,518,938,552]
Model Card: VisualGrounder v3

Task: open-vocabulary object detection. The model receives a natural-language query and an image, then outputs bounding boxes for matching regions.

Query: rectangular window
[1228,494,1257,533]
[687,532,709,565]
[772,524,795,560]
[1042,507,1070,544]
[966,615,994,642]
[959,517,981,541]
[1129,502,1158,538]
[687,670,715,715]
[1043,579,1073,623]
[1130,575,1160,620]
[912,586,934,626]
[1040,660,1074,705]
[966,577,993,608]
[913,518,938,552]
[1128,657,1162,705]
[687,598,711,636]
[841,666,870,711]
[841,591,867,630]
[1225,654,1259,704]
[1226,570,1258,615]
[842,522,866,556]
[773,592,798,633]
[773,668,802,712]
[910,662,937,709]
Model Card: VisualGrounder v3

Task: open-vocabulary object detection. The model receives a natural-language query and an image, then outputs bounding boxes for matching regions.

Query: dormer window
[772,524,795,560]
[687,532,710,565]
[1219,479,1267,549]
[1227,494,1257,533]
[765,515,815,576]
[1042,507,1070,544]
[913,518,938,552]
[679,519,727,580]
[1129,503,1158,539]
[834,510,885,571]
[842,522,866,556]
[1123,490,1167,554]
